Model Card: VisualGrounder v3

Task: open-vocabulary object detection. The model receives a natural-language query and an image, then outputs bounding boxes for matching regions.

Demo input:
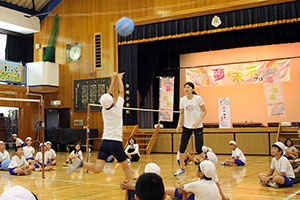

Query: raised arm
[108,72,118,94]
[118,72,125,98]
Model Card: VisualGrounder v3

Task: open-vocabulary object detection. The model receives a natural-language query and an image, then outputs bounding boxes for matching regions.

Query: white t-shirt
[15,138,24,147]
[8,155,28,169]
[232,148,246,163]
[23,146,35,158]
[71,150,83,160]
[0,150,9,160]
[180,95,205,129]
[35,151,50,164]
[102,97,124,142]
[125,144,140,156]
[271,156,295,179]
[48,149,56,158]
[183,179,220,200]
[286,146,296,152]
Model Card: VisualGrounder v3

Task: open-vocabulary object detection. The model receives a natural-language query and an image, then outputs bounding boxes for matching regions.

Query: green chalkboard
[74,78,110,111]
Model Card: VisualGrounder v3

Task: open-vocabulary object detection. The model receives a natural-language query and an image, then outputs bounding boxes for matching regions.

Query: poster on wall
[219,97,231,128]
[185,59,290,87]
[262,61,286,118]
[0,60,23,83]
[159,77,175,122]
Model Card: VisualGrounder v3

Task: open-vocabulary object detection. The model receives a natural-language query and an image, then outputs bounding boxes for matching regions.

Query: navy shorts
[235,159,245,166]
[174,188,195,200]
[26,157,34,161]
[9,168,17,175]
[177,159,188,166]
[279,176,294,187]
[127,190,135,200]
[21,143,26,148]
[97,140,127,162]
[33,162,47,168]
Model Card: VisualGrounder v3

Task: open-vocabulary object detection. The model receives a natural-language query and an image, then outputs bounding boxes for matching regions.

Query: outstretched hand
[118,72,125,79]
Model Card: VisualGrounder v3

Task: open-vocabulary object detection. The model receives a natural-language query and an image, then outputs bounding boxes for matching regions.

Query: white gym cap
[273,141,286,152]
[199,160,216,178]
[202,146,208,153]
[207,152,218,166]
[39,143,46,147]
[0,141,4,144]
[144,163,161,175]
[229,140,236,146]
[100,93,114,109]
[46,141,52,145]
[0,185,36,200]
[12,134,17,137]
[25,137,32,141]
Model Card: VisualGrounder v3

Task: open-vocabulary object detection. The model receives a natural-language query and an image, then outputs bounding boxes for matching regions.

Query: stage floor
[0,152,299,199]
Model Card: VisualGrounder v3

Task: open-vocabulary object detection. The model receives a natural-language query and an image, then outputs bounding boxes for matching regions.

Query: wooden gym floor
[0,152,299,200]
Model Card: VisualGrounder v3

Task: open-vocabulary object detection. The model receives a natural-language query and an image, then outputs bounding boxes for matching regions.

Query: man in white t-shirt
[259,141,295,188]
[68,72,132,180]
[221,140,246,166]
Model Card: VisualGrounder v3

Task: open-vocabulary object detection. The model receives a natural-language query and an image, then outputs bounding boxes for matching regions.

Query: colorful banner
[0,60,23,83]
[185,60,290,87]
[218,97,231,128]
[262,61,286,118]
[159,77,175,122]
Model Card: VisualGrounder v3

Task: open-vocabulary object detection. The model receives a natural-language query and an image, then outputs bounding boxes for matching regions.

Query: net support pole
[40,99,45,179]
[86,104,91,173]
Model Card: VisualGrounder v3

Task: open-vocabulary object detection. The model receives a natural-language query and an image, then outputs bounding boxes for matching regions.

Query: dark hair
[75,143,81,153]
[197,162,212,180]
[135,173,165,200]
[128,137,136,145]
[15,146,23,152]
[272,144,283,156]
[284,138,293,147]
[184,82,197,95]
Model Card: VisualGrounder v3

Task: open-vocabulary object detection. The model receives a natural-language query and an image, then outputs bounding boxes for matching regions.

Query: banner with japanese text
[185,60,290,87]
[262,60,286,118]
[0,60,23,83]
[159,77,175,122]
[218,97,231,128]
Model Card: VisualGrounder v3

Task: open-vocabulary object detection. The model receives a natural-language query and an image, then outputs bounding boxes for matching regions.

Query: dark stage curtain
[5,34,33,63]
[119,1,300,44]
[118,44,138,125]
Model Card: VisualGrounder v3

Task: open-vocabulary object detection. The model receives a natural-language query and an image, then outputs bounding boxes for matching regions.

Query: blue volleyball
[1,159,10,171]
[116,17,135,37]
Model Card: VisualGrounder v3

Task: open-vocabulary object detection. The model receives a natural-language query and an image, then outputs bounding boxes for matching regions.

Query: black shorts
[97,140,127,162]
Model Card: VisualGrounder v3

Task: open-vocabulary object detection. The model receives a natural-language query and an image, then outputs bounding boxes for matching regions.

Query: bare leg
[165,187,176,197]
[14,168,26,175]
[83,159,105,173]
[273,175,285,185]
[216,182,230,200]
[179,153,186,169]
[258,173,268,185]
[120,160,132,180]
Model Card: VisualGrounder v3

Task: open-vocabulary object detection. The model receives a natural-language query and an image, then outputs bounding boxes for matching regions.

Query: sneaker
[67,158,83,175]
[174,168,185,177]
[220,161,226,165]
[35,168,40,172]
[268,181,279,188]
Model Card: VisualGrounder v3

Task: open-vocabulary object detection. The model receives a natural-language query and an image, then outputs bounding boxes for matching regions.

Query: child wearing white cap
[258,141,295,188]
[201,145,213,160]
[23,137,35,164]
[68,72,132,180]
[46,141,56,166]
[176,151,199,166]
[8,146,34,175]
[12,134,26,148]
[0,185,38,200]
[33,143,52,171]
[0,141,10,166]
[221,140,246,166]
[120,163,161,200]
[167,161,220,200]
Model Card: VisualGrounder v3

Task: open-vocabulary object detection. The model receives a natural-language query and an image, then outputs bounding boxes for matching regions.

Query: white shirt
[48,149,56,158]
[271,156,295,179]
[125,144,140,156]
[15,138,24,147]
[0,150,9,161]
[8,155,28,169]
[102,97,124,142]
[286,146,296,152]
[35,151,50,164]
[183,179,220,200]
[0,186,36,200]
[71,150,83,160]
[180,95,204,129]
[23,146,35,158]
[232,148,246,163]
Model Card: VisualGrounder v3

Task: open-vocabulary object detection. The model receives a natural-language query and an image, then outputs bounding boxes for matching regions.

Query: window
[0,34,7,60]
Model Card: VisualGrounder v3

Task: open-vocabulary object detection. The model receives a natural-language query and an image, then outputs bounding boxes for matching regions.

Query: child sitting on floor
[284,138,299,161]
[46,141,57,166]
[176,151,199,167]
[221,140,246,166]
[33,143,52,171]
[23,137,35,164]
[64,143,83,165]
[8,146,34,175]
[0,141,10,167]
